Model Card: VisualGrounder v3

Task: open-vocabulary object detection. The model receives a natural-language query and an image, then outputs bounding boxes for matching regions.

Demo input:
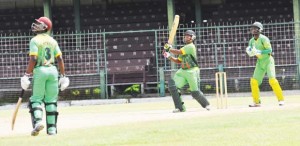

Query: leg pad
[28,102,43,128]
[250,78,261,104]
[45,102,59,134]
[191,91,210,108]
[168,79,185,111]
[269,78,284,101]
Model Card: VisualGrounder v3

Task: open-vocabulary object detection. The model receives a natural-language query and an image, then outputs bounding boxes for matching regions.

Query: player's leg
[169,69,187,112]
[44,66,59,135]
[185,68,210,110]
[267,56,284,106]
[29,68,46,136]
[29,100,44,136]
[249,61,266,107]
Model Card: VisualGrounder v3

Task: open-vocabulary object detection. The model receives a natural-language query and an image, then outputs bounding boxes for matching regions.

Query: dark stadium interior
[0,0,297,101]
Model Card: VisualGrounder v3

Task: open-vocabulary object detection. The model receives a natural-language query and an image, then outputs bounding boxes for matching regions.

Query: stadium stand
[0,0,298,100]
[204,0,293,23]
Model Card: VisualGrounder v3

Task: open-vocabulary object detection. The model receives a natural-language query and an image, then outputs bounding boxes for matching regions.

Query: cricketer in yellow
[20,17,70,136]
[246,22,284,107]
[163,30,210,112]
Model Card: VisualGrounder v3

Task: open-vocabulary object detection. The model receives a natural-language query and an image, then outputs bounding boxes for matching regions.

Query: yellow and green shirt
[29,33,62,67]
[178,43,198,69]
[248,34,272,60]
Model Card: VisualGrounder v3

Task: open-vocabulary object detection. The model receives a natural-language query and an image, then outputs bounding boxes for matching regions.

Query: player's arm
[163,43,184,64]
[21,56,35,90]
[164,43,183,55]
[166,46,189,63]
[169,48,183,55]
[261,48,272,54]
[261,38,272,54]
[56,55,65,75]
[55,44,69,91]
[57,55,69,91]
[21,40,37,90]
[54,44,65,75]
[25,56,37,74]
[26,40,38,74]
[163,51,181,64]
[169,56,182,64]
[246,39,256,57]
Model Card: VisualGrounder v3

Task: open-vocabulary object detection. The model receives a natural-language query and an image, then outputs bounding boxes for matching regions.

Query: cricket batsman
[163,30,210,112]
[246,22,285,107]
[20,16,70,136]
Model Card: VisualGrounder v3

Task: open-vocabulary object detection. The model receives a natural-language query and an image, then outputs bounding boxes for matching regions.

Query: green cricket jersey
[178,43,198,69]
[29,33,62,67]
[248,34,272,60]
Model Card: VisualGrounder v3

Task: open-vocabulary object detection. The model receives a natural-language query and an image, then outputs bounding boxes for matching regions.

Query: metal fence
[0,22,299,104]
[0,31,106,104]
[156,22,300,94]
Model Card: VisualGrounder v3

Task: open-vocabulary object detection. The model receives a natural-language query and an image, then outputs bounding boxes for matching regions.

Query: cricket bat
[11,89,25,130]
[167,15,180,45]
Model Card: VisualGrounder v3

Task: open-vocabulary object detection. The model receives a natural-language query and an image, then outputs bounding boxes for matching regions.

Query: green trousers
[253,56,276,84]
[174,67,200,91]
[30,66,59,133]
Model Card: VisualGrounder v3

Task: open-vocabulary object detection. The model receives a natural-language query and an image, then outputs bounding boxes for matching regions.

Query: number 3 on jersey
[45,48,51,60]
[44,47,52,65]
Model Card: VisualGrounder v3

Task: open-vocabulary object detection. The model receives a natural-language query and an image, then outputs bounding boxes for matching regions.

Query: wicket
[215,72,228,109]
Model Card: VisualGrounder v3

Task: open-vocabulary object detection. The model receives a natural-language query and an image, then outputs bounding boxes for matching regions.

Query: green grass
[0,95,300,146]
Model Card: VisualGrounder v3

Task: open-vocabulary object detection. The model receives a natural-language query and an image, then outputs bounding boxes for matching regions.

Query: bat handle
[20,89,25,97]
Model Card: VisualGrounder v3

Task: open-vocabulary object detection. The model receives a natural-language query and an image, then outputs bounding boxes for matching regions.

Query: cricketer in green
[163,30,210,112]
[246,22,285,107]
[21,16,70,136]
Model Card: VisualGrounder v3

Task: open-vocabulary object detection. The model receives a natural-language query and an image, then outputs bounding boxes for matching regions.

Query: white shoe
[249,103,261,107]
[31,123,44,136]
[48,131,57,136]
[172,108,181,113]
[172,108,186,113]
[205,105,210,111]
[278,101,284,106]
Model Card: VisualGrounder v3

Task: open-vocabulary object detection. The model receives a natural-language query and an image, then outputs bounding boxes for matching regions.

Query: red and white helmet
[31,16,52,33]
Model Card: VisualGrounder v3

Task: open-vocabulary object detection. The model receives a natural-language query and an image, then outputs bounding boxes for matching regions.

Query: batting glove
[164,43,172,52]
[246,46,255,57]
[59,75,70,91]
[21,73,31,90]
[163,51,171,59]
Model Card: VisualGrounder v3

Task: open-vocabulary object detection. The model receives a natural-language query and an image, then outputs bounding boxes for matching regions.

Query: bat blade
[167,15,180,45]
[11,90,24,130]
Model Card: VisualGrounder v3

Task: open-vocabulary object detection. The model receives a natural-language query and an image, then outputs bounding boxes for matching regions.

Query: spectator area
[0,0,296,98]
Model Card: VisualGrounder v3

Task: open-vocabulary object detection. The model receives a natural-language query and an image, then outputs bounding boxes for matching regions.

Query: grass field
[0,95,300,146]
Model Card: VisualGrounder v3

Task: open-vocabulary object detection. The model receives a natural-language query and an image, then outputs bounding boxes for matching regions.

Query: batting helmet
[31,16,52,33]
[251,22,263,32]
[184,30,196,40]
